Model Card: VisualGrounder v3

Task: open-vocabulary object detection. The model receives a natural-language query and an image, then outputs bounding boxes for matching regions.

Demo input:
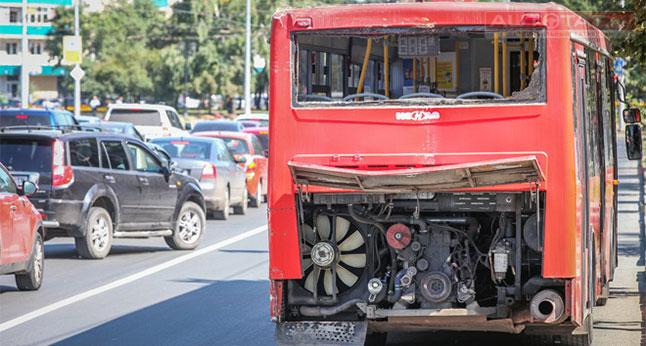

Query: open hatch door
[289,156,544,192]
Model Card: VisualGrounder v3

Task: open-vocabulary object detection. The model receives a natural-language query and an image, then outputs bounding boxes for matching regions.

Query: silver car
[150,136,247,220]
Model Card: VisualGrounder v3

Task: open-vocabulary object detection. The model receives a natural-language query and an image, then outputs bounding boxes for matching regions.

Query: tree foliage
[48,0,645,105]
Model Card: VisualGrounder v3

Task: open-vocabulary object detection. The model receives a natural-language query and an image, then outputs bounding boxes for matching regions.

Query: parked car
[81,121,144,141]
[0,129,206,259]
[242,126,269,153]
[104,103,190,140]
[193,132,267,207]
[150,136,247,219]
[0,162,44,290]
[191,120,244,134]
[235,113,268,127]
[0,108,78,128]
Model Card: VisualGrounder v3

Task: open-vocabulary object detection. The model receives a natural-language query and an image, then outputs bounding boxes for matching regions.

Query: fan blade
[323,269,337,295]
[302,224,316,245]
[336,264,359,287]
[340,253,366,268]
[316,215,331,241]
[338,231,364,252]
[304,270,315,293]
[302,258,313,271]
[335,217,350,242]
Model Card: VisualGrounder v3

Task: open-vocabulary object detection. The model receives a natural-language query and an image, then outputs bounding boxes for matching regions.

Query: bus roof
[274,2,608,51]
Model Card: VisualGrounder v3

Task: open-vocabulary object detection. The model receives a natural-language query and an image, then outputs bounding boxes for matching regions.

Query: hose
[388,268,407,303]
[299,298,364,317]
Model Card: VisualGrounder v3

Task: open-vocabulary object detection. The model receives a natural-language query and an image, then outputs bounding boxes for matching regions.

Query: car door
[126,142,177,225]
[100,140,143,224]
[0,166,21,263]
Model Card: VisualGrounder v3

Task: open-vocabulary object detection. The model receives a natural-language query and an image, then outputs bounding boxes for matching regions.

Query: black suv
[0,129,206,259]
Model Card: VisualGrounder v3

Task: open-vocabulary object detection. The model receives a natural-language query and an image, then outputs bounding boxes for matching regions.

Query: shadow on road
[53,280,273,346]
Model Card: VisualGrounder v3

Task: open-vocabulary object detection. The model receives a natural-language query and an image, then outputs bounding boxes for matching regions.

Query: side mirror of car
[623,108,642,124]
[625,124,643,160]
[19,181,38,196]
[185,123,192,131]
[234,155,247,164]
[263,149,269,157]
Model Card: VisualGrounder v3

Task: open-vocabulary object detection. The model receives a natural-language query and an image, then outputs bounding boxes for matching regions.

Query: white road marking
[0,225,268,333]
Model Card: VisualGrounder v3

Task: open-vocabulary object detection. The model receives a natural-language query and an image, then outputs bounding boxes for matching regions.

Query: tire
[214,189,230,220]
[233,187,248,215]
[249,181,261,208]
[15,232,44,291]
[75,207,113,259]
[364,332,387,346]
[165,201,205,250]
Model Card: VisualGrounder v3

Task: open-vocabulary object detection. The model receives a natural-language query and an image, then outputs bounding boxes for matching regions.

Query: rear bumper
[37,198,84,237]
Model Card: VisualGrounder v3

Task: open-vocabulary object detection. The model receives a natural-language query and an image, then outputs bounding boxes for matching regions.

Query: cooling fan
[300,214,367,297]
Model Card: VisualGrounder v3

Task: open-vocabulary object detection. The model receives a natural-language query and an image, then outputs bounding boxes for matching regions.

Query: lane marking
[0,225,268,333]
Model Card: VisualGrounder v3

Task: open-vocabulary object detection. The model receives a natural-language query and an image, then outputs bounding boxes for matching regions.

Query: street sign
[70,65,85,81]
[614,57,625,76]
[253,55,266,73]
[62,36,83,65]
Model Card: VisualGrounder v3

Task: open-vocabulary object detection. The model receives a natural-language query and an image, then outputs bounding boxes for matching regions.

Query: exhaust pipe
[530,289,566,324]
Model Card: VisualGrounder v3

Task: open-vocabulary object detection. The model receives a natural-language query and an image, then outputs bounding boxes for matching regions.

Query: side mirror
[623,108,642,124]
[234,155,247,164]
[185,123,192,131]
[19,181,37,196]
[625,124,643,160]
[162,166,172,180]
[263,149,269,157]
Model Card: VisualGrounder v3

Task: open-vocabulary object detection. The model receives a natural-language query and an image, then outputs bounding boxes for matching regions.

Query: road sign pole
[74,0,81,117]
[20,0,29,107]
[244,0,251,116]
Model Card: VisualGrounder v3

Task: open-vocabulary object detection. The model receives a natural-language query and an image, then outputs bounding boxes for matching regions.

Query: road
[1,147,644,346]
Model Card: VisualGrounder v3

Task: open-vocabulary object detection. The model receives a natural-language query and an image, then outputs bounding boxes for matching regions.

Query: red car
[0,163,44,290]
[194,132,268,207]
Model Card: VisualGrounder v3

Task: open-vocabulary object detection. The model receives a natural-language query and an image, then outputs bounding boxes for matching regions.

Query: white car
[104,104,190,140]
[235,113,268,127]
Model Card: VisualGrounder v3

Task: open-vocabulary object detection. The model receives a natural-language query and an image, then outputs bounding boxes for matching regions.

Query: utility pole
[244,0,251,116]
[20,0,29,107]
[73,0,81,117]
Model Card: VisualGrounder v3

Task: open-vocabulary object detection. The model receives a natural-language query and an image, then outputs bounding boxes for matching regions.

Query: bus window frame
[290,26,547,108]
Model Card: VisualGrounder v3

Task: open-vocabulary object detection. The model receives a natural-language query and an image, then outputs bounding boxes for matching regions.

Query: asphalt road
[0,146,644,346]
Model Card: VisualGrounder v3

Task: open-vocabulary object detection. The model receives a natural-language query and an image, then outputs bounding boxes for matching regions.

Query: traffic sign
[70,65,85,81]
[614,58,625,76]
[62,36,83,65]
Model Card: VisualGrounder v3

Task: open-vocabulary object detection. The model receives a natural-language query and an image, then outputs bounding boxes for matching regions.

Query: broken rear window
[292,27,545,107]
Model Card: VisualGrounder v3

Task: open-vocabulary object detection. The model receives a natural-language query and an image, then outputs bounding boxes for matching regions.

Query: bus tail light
[52,140,74,188]
[521,13,541,24]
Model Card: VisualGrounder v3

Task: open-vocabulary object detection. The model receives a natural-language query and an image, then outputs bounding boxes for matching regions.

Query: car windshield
[221,138,250,155]
[151,139,212,160]
[108,109,162,126]
[0,112,51,127]
[0,138,53,173]
[293,27,545,107]
[192,121,240,133]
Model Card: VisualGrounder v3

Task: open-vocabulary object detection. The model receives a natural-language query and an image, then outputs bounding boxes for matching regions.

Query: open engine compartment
[283,191,567,330]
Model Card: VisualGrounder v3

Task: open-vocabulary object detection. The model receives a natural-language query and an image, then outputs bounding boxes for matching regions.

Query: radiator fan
[300,214,367,297]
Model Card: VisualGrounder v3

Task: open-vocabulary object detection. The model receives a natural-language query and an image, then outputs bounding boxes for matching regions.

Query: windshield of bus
[293,27,545,107]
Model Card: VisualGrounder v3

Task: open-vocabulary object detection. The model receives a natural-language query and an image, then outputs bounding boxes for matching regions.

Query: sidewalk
[593,139,646,346]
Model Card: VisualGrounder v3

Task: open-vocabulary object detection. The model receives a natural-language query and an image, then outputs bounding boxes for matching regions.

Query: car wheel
[249,181,261,208]
[75,207,113,259]
[214,189,230,220]
[165,201,205,250]
[15,232,44,291]
[233,187,248,215]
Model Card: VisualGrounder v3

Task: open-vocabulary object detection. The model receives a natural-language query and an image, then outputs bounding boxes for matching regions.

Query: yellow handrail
[494,32,499,94]
[357,38,373,94]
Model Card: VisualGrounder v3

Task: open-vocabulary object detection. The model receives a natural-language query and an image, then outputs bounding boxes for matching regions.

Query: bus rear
[268,3,592,345]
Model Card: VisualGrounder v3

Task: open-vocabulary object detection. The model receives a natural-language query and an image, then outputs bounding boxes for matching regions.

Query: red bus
[267,2,643,345]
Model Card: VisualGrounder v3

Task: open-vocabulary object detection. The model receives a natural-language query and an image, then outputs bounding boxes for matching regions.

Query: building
[0,0,69,102]
[0,0,176,104]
